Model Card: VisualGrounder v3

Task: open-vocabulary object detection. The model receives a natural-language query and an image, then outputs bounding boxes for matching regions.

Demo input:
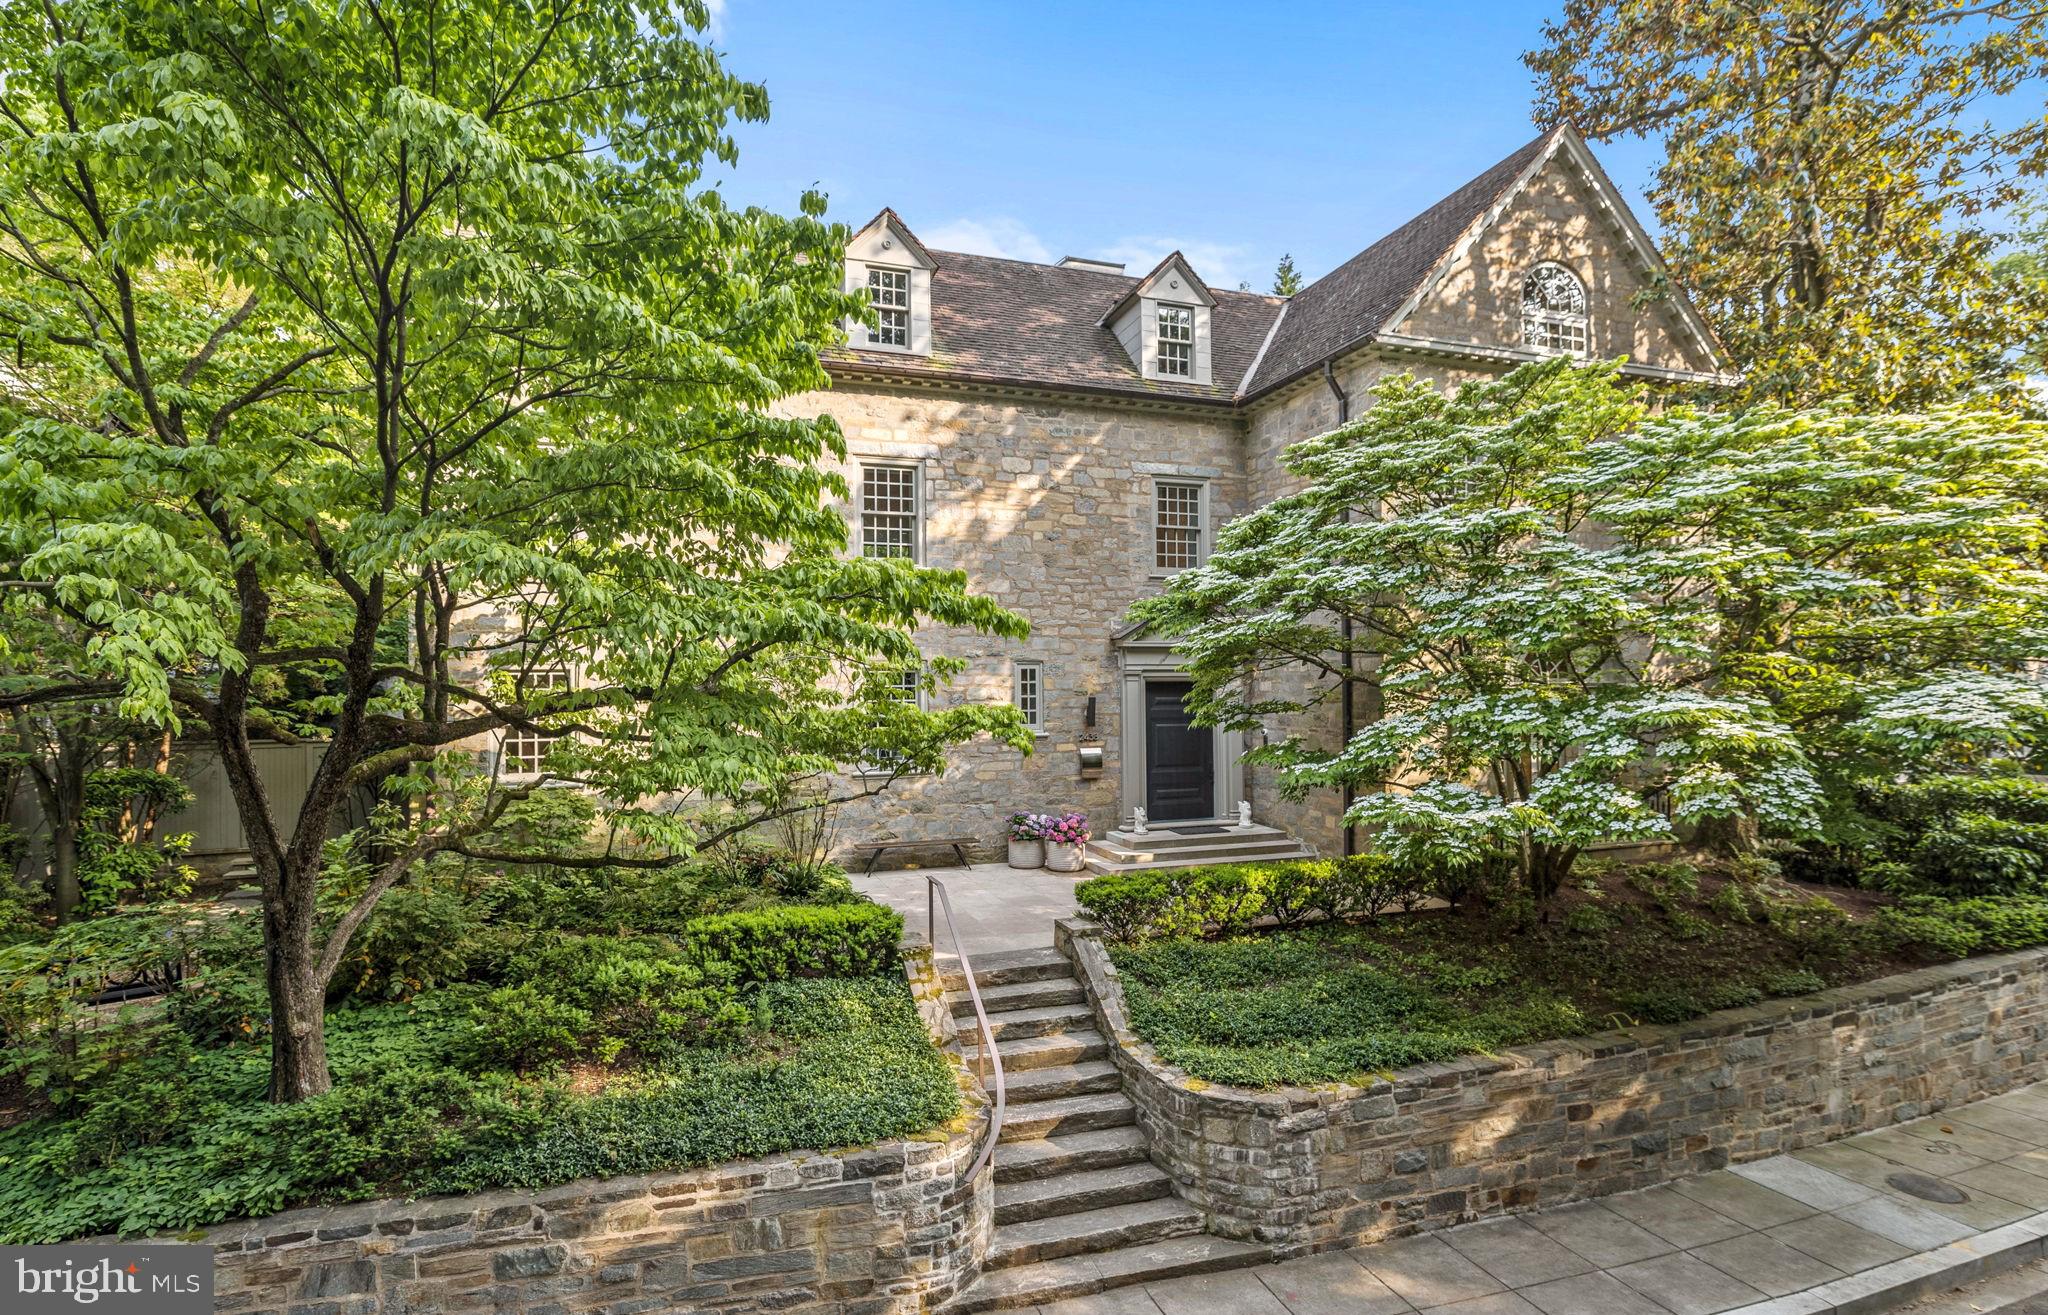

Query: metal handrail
[927,874,1006,1181]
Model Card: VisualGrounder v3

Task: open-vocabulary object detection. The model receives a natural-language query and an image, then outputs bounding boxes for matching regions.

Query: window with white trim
[502,667,570,772]
[859,463,920,561]
[889,666,923,708]
[1156,304,1193,377]
[1521,263,1589,357]
[1154,480,1204,572]
[859,665,926,776]
[867,267,911,348]
[1013,661,1044,734]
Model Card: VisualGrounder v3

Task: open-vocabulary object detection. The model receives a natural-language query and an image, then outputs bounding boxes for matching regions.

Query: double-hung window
[1156,304,1194,377]
[867,267,911,348]
[1154,480,1205,572]
[860,463,921,562]
[502,667,570,772]
[1013,661,1044,734]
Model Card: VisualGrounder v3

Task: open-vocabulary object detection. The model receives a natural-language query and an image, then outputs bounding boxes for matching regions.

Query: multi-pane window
[502,667,570,772]
[867,267,910,348]
[889,667,923,708]
[1154,481,1204,572]
[1521,263,1589,357]
[860,464,920,561]
[1014,661,1044,733]
[1156,304,1194,377]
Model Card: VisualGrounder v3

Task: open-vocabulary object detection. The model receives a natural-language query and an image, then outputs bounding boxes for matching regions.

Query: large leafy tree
[1527,1,2048,409]
[1132,361,2048,903]
[0,0,1025,1100]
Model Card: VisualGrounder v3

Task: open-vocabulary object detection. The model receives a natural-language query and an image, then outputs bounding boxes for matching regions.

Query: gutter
[1323,362,1358,858]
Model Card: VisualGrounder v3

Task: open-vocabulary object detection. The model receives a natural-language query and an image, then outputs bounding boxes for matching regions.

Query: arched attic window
[1521,262,1589,357]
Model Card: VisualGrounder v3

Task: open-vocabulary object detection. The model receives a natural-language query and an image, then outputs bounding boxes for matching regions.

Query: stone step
[1082,845,1318,876]
[1099,823,1297,850]
[942,1234,1272,1313]
[998,1090,1136,1143]
[994,1127,1153,1185]
[939,946,1071,992]
[1087,836,1316,863]
[983,1197,1203,1272]
[994,1161,1175,1225]
[986,1002,1095,1043]
[949,977,1084,1018]
[994,1029,1108,1073]
[1003,1060,1122,1105]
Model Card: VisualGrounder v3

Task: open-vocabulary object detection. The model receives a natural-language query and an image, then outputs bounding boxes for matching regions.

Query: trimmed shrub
[683,902,902,982]
[1076,856,1445,943]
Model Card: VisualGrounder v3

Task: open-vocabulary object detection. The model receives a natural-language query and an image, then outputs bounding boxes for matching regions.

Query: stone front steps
[1083,822,1315,875]
[938,946,1270,1312]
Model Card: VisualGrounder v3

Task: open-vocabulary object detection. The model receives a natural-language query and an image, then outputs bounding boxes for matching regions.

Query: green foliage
[1529,4,2048,409]
[1827,775,2048,898]
[0,0,1027,1096]
[435,978,956,1192]
[1110,929,1587,1088]
[682,903,902,983]
[1132,360,2048,906]
[1075,856,1442,944]
[1873,895,2048,959]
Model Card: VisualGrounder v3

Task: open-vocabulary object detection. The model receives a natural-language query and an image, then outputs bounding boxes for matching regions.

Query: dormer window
[845,209,936,357]
[1101,252,1216,384]
[1156,305,1194,377]
[1521,262,1589,357]
[867,267,911,348]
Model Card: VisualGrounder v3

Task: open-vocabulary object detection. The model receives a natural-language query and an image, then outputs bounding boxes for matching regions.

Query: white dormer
[846,209,936,356]
[1100,252,1216,385]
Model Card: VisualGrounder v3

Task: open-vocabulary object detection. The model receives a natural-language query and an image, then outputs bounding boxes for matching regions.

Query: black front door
[1145,680,1214,822]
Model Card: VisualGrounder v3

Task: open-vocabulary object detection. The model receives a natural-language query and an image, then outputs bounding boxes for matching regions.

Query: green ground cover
[0,831,958,1243]
[1089,823,2048,1090]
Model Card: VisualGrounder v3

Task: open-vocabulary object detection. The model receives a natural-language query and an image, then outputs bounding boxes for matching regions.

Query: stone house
[779,125,1730,871]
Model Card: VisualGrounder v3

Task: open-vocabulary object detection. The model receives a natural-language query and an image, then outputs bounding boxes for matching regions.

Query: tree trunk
[264,850,332,1100]
[1694,811,1760,857]
[49,826,81,923]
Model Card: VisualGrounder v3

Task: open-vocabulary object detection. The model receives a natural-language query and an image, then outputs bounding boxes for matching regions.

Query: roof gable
[847,208,937,270]
[1101,251,1217,325]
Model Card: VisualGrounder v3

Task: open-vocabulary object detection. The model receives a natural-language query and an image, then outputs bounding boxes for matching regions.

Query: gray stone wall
[779,382,1246,858]
[1056,919,2048,1256]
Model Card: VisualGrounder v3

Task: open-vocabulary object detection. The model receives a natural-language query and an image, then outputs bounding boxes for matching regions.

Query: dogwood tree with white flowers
[1131,360,2048,904]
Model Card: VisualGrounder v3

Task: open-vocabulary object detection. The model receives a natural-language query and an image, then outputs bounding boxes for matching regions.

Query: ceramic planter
[1044,840,1086,873]
[1007,838,1044,869]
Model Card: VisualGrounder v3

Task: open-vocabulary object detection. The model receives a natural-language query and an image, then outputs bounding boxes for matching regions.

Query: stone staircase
[1083,822,1315,876]
[938,946,1267,1312]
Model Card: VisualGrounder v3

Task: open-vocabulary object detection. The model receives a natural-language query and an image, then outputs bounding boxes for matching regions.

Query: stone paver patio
[853,859,1081,957]
[1022,1082,2048,1315]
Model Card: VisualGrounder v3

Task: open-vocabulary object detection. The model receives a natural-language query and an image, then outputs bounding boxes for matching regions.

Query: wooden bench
[852,836,977,874]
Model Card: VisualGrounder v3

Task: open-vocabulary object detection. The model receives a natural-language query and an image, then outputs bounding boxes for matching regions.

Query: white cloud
[703,0,727,38]
[919,216,1056,266]
[1098,237,1259,293]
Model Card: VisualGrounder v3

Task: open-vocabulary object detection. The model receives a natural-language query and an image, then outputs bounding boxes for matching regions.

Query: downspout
[1323,362,1357,857]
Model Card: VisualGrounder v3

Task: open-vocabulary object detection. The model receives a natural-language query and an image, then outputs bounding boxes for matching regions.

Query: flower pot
[1007,838,1044,869]
[1044,840,1085,873]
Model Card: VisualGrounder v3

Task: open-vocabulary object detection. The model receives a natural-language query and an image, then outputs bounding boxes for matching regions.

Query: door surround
[1114,633,1244,826]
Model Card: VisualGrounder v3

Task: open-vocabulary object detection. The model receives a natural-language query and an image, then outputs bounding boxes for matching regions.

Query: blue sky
[703,1,1669,292]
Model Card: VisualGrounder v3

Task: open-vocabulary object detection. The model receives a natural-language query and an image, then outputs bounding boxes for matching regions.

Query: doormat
[1164,824,1232,835]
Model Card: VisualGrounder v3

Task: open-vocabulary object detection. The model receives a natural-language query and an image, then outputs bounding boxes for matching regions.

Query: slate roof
[1238,131,1556,397]
[825,127,1695,407]
[826,251,1283,405]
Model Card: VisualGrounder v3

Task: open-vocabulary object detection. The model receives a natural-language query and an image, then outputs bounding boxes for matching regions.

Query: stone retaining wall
[190,948,991,1314]
[1055,917,2048,1256]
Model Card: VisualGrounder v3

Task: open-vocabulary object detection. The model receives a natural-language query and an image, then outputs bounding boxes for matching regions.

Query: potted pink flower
[1041,811,1090,873]
[1006,812,1046,869]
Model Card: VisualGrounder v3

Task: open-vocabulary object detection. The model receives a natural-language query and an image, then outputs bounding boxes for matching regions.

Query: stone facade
[1056,919,2048,1256]
[781,382,1245,859]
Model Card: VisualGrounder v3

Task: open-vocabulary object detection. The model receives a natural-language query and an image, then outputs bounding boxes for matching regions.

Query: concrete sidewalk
[1030,1081,2048,1315]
